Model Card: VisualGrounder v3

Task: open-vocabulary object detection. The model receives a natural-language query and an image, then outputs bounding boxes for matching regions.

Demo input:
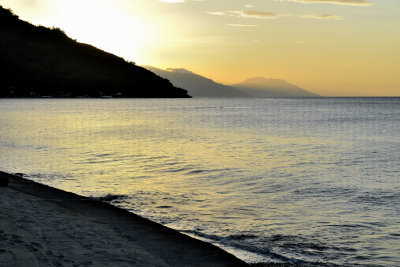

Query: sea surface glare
[1,98,399,266]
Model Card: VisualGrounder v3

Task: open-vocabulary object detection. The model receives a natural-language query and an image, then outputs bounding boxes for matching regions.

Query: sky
[1,0,399,96]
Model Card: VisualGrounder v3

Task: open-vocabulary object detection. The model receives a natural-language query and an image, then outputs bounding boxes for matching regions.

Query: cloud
[208,10,342,21]
[241,10,281,19]
[207,10,281,19]
[276,0,372,6]
[226,24,259,27]
[207,11,228,16]
[159,0,184,3]
[301,14,343,20]
[158,0,206,2]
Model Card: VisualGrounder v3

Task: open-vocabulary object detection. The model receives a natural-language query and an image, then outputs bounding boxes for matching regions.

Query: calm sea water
[1,98,399,266]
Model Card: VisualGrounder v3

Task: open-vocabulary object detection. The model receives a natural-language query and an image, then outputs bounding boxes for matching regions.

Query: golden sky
[1,0,399,96]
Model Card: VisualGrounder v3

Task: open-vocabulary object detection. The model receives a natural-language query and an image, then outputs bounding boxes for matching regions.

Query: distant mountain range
[145,67,250,98]
[0,6,189,98]
[146,67,319,98]
[231,77,319,98]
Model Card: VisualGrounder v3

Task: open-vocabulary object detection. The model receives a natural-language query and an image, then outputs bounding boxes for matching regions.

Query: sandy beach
[0,171,249,267]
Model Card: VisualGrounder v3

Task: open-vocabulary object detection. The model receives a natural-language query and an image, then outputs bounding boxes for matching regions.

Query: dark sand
[0,171,251,267]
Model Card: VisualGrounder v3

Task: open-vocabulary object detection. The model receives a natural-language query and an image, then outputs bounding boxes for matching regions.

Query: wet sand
[0,171,249,267]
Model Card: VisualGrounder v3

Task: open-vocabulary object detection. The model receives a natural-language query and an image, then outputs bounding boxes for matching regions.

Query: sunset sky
[1,0,399,96]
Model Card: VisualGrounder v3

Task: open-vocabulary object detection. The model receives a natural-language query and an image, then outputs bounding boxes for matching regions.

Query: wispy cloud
[159,0,207,2]
[241,10,282,19]
[159,0,184,3]
[226,24,259,27]
[275,0,372,6]
[301,14,343,20]
[208,10,343,21]
[207,10,281,19]
[207,11,228,16]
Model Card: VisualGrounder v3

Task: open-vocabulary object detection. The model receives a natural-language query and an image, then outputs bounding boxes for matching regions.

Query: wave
[90,194,127,202]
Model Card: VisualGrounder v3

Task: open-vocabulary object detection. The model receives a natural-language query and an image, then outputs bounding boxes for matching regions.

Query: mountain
[231,77,319,98]
[145,67,251,98]
[0,7,190,98]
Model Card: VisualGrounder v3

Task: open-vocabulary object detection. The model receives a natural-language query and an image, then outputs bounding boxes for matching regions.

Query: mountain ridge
[146,66,318,98]
[145,67,251,98]
[0,6,190,98]
[231,77,319,98]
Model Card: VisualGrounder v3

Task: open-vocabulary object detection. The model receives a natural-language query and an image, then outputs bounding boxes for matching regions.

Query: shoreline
[0,171,249,266]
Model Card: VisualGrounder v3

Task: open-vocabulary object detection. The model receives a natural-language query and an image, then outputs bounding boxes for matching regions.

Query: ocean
[1,98,399,266]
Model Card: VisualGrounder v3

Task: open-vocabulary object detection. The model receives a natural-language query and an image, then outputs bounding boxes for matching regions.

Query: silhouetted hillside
[0,7,190,98]
[146,67,251,98]
[231,77,319,98]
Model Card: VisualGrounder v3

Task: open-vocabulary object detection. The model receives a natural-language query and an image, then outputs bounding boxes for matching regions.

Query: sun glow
[54,0,154,63]
[1,0,399,96]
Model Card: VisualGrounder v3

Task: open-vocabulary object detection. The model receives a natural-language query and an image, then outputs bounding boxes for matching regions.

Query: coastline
[0,171,248,267]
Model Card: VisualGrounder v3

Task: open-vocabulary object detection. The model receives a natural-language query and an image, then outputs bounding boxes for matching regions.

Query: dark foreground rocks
[0,173,8,186]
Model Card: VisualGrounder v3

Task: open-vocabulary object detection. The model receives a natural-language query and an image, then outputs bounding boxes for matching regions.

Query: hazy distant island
[146,66,251,98]
[146,67,319,98]
[231,77,319,98]
[0,7,190,98]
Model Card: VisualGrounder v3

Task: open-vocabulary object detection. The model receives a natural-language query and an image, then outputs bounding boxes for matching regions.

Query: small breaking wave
[90,194,127,202]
